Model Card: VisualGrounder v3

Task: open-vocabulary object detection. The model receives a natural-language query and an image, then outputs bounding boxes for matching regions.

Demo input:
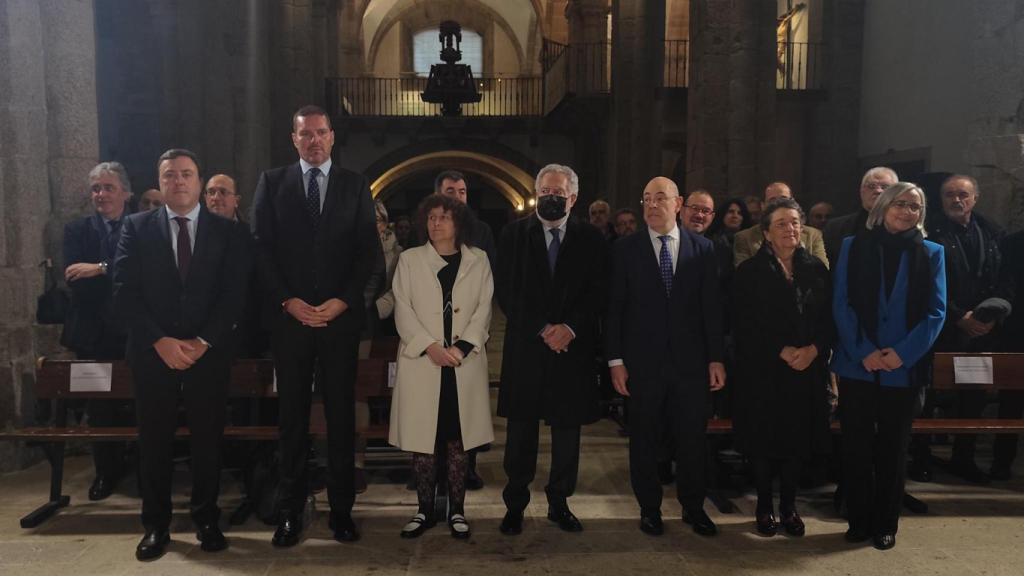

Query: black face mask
[537,194,568,221]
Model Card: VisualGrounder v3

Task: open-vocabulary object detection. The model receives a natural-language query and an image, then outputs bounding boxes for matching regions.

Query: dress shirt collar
[300,157,332,177]
[647,224,680,244]
[537,212,569,233]
[166,202,201,223]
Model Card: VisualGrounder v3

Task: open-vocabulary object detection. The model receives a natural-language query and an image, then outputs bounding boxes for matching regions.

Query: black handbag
[36,258,69,324]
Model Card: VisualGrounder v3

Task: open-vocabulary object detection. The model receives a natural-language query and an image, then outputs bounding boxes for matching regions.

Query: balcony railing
[325,76,543,117]
[541,40,611,113]
[663,39,689,88]
[777,41,824,90]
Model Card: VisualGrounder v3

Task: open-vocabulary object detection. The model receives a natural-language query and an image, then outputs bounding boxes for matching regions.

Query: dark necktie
[548,228,561,274]
[173,216,191,282]
[307,167,321,229]
[104,219,121,261]
[659,235,673,295]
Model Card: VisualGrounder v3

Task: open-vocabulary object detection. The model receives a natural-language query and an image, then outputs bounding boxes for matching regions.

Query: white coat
[388,242,494,454]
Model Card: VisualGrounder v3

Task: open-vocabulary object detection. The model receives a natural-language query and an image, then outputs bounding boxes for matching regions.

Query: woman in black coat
[733,198,832,537]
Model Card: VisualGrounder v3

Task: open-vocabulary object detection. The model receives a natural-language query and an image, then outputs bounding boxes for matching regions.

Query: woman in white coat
[390,193,494,539]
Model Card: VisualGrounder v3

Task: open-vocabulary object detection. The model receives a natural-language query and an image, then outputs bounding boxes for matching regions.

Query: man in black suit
[61,162,133,501]
[822,166,898,265]
[496,163,607,535]
[252,105,380,546]
[113,148,250,561]
[606,176,725,537]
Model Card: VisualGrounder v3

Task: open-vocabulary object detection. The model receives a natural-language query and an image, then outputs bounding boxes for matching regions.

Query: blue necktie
[307,167,321,228]
[548,228,561,274]
[659,235,673,295]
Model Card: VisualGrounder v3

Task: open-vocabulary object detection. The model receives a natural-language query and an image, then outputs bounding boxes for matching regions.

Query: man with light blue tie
[606,176,726,537]
[251,105,381,547]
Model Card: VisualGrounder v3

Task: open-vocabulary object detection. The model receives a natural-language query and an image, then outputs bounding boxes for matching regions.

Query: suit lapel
[674,228,693,285]
[184,207,213,291]
[319,165,342,228]
[527,217,552,285]
[286,163,316,231]
[153,207,183,289]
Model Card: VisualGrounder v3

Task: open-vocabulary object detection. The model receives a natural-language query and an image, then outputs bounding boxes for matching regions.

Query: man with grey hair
[496,163,608,535]
[61,161,134,502]
[823,167,898,265]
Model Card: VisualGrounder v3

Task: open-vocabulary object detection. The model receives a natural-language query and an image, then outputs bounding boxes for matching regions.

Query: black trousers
[502,419,581,512]
[273,315,359,516]
[839,378,917,536]
[994,390,1024,468]
[628,372,708,514]
[132,348,228,531]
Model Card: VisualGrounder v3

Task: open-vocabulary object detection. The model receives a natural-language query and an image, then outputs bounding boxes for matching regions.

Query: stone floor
[2,410,1024,575]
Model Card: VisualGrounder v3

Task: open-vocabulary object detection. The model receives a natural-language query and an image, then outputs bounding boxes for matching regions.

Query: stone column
[609,0,664,208]
[567,0,609,45]
[337,0,367,76]
[0,0,99,470]
[686,0,776,198]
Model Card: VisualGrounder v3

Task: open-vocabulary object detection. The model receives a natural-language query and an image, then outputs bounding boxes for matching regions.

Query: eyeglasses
[863,182,890,192]
[891,200,923,213]
[684,205,714,216]
[640,194,679,207]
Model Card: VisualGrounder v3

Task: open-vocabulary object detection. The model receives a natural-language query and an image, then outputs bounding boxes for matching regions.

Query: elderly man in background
[822,167,898,265]
[138,188,164,211]
[205,174,242,221]
[613,208,639,238]
[589,199,616,241]
[733,182,827,268]
[808,202,834,230]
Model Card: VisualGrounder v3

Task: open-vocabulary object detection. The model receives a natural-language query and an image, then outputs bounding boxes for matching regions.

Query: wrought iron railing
[325,76,543,117]
[777,41,824,90]
[663,39,689,88]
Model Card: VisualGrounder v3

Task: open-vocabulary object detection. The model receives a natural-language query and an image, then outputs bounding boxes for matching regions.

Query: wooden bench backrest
[35,358,391,401]
[931,352,1024,390]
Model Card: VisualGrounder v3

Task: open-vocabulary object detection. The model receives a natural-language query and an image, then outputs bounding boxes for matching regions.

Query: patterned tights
[412,439,467,517]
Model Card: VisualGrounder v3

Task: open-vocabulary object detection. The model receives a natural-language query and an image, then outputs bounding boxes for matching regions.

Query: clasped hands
[154,337,209,370]
[426,342,465,367]
[861,348,904,372]
[284,297,348,327]
[779,344,818,372]
[541,323,573,353]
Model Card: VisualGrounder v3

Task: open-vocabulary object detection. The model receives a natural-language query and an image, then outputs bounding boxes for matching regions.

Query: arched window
[413,28,483,77]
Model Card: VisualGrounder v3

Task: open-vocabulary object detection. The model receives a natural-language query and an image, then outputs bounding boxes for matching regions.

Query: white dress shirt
[300,158,332,213]
[166,203,201,261]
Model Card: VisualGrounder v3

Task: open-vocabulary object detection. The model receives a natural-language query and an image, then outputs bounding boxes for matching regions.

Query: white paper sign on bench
[69,363,113,393]
[953,356,994,385]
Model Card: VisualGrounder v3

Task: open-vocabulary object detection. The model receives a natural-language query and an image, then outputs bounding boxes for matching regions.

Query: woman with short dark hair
[390,194,493,539]
[733,198,832,538]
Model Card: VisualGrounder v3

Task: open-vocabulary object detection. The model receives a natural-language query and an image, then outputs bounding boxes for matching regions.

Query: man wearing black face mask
[495,164,608,535]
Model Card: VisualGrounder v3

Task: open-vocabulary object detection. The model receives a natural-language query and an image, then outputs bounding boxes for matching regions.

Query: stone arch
[369,150,537,211]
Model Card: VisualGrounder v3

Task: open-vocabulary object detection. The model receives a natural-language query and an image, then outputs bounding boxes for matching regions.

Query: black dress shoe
[135,529,170,561]
[951,461,991,484]
[547,507,583,532]
[990,464,1012,482]
[465,468,484,491]
[400,513,435,539]
[873,533,896,550]
[499,510,523,535]
[88,475,116,501]
[780,510,805,537]
[683,510,717,537]
[755,512,778,537]
[639,514,664,536]
[196,523,228,552]
[272,514,302,548]
[844,527,870,543]
[330,513,360,542]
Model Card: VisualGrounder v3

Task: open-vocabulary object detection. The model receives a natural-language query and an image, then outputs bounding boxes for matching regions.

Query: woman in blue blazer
[832,182,946,551]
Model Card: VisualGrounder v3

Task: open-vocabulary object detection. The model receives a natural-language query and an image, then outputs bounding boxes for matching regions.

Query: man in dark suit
[606,176,725,537]
[496,164,607,535]
[61,162,133,501]
[252,105,380,546]
[113,148,249,561]
[822,166,898,265]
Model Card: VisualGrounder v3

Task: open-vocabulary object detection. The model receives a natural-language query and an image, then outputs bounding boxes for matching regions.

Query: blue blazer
[830,235,946,387]
[606,227,724,385]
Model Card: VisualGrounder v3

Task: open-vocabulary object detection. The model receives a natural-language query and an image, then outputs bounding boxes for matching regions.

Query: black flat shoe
[640,513,664,536]
[330,513,360,542]
[196,523,228,552]
[449,513,471,539]
[844,527,870,543]
[547,507,583,532]
[499,510,523,535]
[873,533,896,550]
[136,529,170,561]
[780,510,805,537]
[400,513,435,539]
[272,514,302,548]
[89,475,116,501]
[683,509,717,537]
[755,512,777,537]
